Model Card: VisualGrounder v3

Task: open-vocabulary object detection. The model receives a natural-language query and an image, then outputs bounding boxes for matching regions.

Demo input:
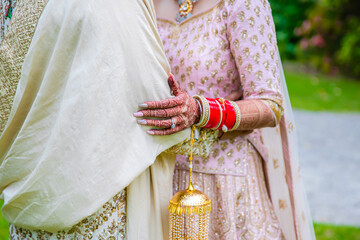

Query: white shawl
[0,0,188,238]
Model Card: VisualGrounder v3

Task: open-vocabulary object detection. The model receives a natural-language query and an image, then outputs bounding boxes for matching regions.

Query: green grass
[284,63,360,112]
[314,223,360,240]
[0,201,8,240]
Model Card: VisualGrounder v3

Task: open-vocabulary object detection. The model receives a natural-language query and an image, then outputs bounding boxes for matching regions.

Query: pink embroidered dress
[157,0,284,238]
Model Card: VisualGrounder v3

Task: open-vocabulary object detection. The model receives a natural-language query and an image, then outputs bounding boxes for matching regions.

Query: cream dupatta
[262,53,316,240]
[0,0,189,238]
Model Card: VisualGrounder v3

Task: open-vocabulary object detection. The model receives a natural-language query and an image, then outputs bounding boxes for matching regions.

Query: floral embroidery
[10,190,127,240]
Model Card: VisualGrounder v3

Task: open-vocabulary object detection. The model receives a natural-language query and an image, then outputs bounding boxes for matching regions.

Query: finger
[137,116,184,128]
[147,125,186,136]
[134,106,182,118]
[168,73,182,96]
[225,89,243,101]
[140,95,185,109]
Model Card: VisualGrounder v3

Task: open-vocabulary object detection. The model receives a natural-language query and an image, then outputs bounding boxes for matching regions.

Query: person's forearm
[234,99,276,130]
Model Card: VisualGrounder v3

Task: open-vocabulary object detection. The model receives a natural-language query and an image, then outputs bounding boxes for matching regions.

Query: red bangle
[200,97,237,131]
[215,98,237,132]
[204,98,221,129]
[224,100,236,130]
[215,98,226,130]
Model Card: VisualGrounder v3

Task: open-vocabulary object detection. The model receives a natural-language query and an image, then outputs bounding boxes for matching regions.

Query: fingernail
[133,112,143,117]
[137,119,147,125]
[139,103,148,108]
[147,130,155,135]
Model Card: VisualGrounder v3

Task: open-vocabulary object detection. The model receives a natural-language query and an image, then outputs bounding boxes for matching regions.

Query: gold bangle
[194,95,210,128]
[229,101,241,131]
[201,96,211,127]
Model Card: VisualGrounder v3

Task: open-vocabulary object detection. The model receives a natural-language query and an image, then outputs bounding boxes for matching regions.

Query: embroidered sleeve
[226,0,283,109]
[261,99,283,124]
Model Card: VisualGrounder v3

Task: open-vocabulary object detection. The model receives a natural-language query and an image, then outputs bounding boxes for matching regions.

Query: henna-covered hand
[133,73,201,135]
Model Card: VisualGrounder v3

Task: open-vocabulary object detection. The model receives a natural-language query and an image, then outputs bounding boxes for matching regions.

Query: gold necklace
[176,0,199,22]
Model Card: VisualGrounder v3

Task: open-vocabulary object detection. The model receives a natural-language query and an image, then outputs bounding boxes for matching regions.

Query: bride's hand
[133,74,200,135]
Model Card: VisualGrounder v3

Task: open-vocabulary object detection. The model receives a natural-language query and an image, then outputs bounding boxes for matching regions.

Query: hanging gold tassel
[168,125,211,239]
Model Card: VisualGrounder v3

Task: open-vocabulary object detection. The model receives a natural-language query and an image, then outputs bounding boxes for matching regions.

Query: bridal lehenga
[0,0,315,239]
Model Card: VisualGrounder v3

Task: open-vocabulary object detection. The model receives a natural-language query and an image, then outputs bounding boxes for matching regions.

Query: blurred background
[0,0,360,239]
[270,0,360,239]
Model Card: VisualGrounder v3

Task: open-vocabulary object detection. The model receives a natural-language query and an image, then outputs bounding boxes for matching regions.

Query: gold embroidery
[243,47,250,57]
[236,55,243,65]
[263,60,270,70]
[165,128,219,158]
[211,69,218,78]
[236,142,243,151]
[10,190,127,239]
[217,76,224,84]
[217,156,225,166]
[255,70,263,81]
[188,81,195,90]
[273,158,279,169]
[201,76,208,84]
[240,29,247,40]
[186,66,192,76]
[258,24,265,35]
[220,141,228,151]
[0,0,49,134]
[250,35,258,45]
[237,11,245,22]
[245,0,251,10]
[261,99,284,123]
[254,6,261,17]
[220,60,227,69]
[227,149,234,158]
[248,16,255,27]
[180,57,185,66]
[288,122,294,132]
[253,52,260,64]
[246,64,253,73]
[278,199,288,210]
[233,38,240,49]
[193,60,200,70]
[205,59,212,70]
[212,148,220,158]
[174,65,180,74]
[180,73,186,82]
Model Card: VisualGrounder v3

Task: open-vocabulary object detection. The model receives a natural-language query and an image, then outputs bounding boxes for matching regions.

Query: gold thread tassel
[168,126,212,239]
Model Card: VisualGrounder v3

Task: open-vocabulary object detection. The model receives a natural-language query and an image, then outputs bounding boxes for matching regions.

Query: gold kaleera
[168,125,212,240]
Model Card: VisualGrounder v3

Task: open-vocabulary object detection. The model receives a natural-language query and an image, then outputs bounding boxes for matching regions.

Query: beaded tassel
[168,125,211,239]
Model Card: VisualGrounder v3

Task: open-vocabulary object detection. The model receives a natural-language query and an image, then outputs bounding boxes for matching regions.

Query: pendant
[176,0,198,23]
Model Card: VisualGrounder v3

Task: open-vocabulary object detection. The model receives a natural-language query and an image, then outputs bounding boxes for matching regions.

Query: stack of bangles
[193,95,241,132]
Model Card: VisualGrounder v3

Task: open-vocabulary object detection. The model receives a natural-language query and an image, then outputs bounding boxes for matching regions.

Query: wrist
[194,98,202,124]
[193,95,241,132]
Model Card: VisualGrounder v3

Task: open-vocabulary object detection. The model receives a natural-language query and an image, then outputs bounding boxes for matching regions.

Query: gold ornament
[168,125,211,239]
[179,0,193,16]
[176,0,199,22]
